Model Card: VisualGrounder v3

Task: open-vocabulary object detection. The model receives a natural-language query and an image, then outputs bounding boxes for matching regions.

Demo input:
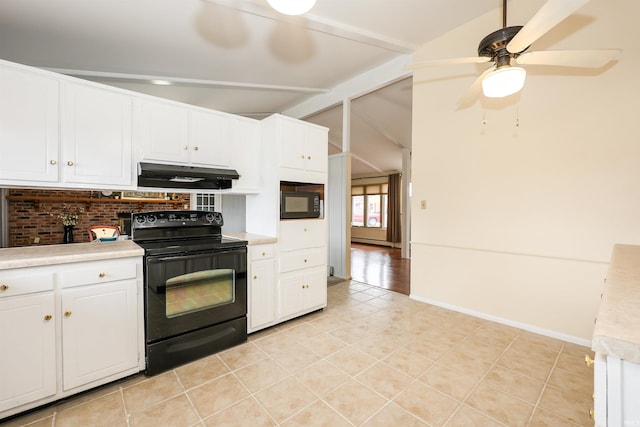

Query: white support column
[342,98,351,153]
[327,99,352,279]
[401,148,411,259]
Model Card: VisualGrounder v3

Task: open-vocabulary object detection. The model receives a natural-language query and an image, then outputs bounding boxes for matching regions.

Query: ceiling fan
[409,0,621,106]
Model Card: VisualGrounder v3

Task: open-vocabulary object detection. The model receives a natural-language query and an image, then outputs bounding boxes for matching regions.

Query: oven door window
[165,269,235,318]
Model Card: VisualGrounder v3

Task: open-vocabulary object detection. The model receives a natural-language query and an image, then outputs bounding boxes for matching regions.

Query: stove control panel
[131,210,224,229]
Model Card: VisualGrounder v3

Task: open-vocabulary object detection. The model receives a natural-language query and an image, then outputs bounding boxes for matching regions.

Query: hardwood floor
[350,243,410,295]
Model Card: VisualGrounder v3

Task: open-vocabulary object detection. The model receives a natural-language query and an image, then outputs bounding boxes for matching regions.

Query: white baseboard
[410,294,592,348]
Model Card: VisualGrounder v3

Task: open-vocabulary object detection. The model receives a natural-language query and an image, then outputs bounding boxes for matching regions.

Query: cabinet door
[248,258,276,331]
[138,100,189,163]
[305,266,327,310]
[278,119,307,171]
[0,293,56,412]
[231,118,261,193]
[0,66,59,182]
[190,109,231,167]
[304,125,328,173]
[61,281,138,391]
[62,83,133,186]
[279,273,307,319]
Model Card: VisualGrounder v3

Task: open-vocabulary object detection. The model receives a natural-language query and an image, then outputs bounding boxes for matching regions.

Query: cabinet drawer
[280,248,325,273]
[279,219,325,252]
[249,244,275,261]
[0,269,54,298]
[61,260,137,289]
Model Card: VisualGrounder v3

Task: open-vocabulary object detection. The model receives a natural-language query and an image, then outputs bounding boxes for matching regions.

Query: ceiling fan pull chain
[515,106,520,128]
[482,110,487,126]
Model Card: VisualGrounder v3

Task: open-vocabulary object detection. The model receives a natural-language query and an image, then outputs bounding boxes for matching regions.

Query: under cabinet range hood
[137,162,239,190]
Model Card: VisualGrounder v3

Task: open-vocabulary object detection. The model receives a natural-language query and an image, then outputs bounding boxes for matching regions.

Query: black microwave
[280,191,321,219]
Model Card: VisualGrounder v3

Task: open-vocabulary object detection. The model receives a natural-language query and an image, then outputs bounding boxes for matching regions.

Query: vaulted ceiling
[0,0,505,175]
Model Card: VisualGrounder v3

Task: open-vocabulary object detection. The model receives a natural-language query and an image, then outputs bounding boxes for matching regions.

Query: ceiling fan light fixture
[266,0,316,15]
[481,66,526,98]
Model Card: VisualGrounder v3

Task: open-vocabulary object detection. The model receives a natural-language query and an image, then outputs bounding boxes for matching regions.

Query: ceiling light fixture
[481,66,526,98]
[150,79,172,86]
[266,0,316,15]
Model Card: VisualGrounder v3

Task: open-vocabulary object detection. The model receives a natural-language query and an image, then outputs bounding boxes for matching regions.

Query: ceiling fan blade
[507,0,590,54]
[516,49,621,68]
[456,66,495,109]
[406,56,491,71]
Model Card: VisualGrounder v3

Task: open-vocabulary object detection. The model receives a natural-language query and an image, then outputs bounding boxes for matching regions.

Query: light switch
[420,200,427,210]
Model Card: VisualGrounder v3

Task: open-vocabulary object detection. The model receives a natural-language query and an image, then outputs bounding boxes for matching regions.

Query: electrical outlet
[420,200,427,210]
[33,237,40,244]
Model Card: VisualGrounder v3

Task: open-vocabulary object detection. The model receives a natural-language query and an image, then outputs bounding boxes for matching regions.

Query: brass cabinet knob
[49,160,57,165]
[253,275,257,280]
[193,146,199,151]
[303,228,307,232]
[67,161,74,166]
[304,259,307,263]
[584,355,595,367]
[300,155,305,159]
[307,156,311,160]
[64,311,72,317]
[589,408,594,419]
[183,146,189,150]
[44,314,52,321]
[262,252,266,256]
[99,272,106,278]
[0,284,8,291]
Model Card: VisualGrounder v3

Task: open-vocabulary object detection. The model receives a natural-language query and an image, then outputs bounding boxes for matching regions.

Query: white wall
[410,0,640,343]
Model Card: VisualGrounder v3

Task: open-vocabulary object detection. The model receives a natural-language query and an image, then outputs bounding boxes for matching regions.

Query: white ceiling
[0,0,503,175]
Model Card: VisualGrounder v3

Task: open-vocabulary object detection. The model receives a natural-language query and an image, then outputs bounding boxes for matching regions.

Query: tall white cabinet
[246,114,328,333]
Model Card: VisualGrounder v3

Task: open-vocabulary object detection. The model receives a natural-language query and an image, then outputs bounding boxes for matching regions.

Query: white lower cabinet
[0,257,143,419]
[279,266,327,320]
[61,280,138,390]
[247,244,277,333]
[594,353,640,426]
[0,292,56,412]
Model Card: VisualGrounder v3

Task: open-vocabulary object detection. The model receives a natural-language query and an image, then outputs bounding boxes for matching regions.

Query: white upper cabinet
[62,82,133,186]
[137,99,190,164]
[274,115,328,183]
[231,118,261,193]
[138,99,232,168]
[0,65,59,183]
[190,109,231,167]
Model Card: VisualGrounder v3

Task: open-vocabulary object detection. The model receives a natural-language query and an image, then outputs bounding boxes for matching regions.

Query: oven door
[144,247,247,343]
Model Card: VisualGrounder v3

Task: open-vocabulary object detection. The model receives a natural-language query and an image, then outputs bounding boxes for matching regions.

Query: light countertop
[224,232,277,246]
[0,240,144,270]
[592,244,640,363]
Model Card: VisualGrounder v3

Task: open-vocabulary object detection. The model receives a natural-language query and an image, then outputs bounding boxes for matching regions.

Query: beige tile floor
[3,280,595,427]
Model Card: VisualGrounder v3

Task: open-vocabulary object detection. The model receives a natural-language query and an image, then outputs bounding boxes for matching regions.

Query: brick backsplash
[7,189,190,247]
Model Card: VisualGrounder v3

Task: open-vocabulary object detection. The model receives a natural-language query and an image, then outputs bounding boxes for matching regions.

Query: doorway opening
[350,243,410,295]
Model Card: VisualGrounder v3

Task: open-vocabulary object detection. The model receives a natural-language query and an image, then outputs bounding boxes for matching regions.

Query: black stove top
[131,210,247,255]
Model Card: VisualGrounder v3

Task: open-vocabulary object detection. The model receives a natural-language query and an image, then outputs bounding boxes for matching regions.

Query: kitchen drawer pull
[67,160,74,166]
[193,146,199,151]
[253,275,257,280]
[262,252,266,256]
[44,314,52,321]
[183,145,189,150]
[0,284,8,291]
[49,160,57,165]
[589,408,594,419]
[64,311,72,317]
[99,272,106,278]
